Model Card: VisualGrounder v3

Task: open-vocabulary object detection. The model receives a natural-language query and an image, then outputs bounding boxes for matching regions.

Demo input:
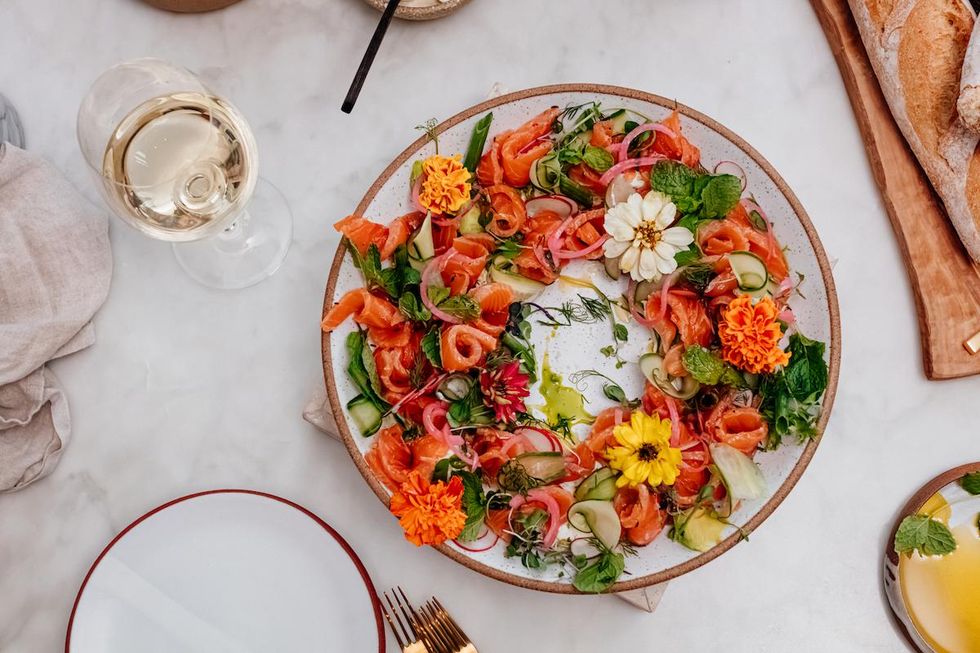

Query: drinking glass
[77,58,291,289]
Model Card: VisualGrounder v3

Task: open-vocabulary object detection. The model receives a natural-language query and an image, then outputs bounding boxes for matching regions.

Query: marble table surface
[2,0,978,650]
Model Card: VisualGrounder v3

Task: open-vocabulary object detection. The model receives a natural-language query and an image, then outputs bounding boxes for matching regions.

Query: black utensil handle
[342,0,401,113]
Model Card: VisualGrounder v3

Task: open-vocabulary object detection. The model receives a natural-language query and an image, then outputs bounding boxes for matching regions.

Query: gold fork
[420,597,478,653]
[381,588,436,653]
[381,589,478,653]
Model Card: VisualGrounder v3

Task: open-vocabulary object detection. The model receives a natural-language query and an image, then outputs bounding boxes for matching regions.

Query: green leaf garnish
[961,472,980,495]
[573,549,626,593]
[398,292,431,322]
[582,145,614,173]
[420,327,442,368]
[894,515,957,557]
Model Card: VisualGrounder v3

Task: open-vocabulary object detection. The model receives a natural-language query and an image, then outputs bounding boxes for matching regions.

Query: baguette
[848,0,980,261]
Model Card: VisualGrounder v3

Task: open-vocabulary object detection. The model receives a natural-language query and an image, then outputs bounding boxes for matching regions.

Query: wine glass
[77,58,292,289]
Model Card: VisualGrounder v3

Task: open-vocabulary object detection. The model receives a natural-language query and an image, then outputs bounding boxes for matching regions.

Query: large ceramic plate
[322,84,841,593]
[66,490,384,652]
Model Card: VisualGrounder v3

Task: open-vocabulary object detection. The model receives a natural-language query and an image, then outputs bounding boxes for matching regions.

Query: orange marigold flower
[718,295,791,374]
[389,470,466,546]
[418,154,471,214]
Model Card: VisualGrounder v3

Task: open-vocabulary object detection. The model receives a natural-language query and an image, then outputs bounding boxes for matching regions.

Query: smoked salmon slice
[585,407,629,460]
[649,111,701,168]
[468,283,514,337]
[440,324,498,371]
[321,288,404,332]
[366,425,448,493]
[485,185,527,238]
[698,220,750,256]
[498,107,560,187]
[334,212,424,261]
[476,130,509,187]
[614,484,666,546]
[644,290,713,348]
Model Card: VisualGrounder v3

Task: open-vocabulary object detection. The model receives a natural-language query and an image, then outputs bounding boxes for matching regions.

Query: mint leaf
[674,243,702,267]
[583,145,614,173]
[420,327,442,368]
[613,323,629,342]
[682,346,726,384]
[437,294,482,321]
[427,285,450,306]
[961,472,980,495]
[784,333,828,401]
[398,292,431,322]
[649,160,697,200]
[894,515,957,557]
[457,470,488,542]
[681,346,743,387]
[573,549,626,593]
[701,174,742,218]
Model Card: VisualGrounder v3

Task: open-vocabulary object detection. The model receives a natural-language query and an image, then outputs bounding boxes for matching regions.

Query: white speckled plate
[322,85,841,594]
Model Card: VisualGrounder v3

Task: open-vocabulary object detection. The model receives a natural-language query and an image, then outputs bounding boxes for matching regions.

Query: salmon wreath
[322,103,830,593]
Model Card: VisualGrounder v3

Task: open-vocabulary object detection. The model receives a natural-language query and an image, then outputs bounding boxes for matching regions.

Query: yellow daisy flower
[606,411,682,488]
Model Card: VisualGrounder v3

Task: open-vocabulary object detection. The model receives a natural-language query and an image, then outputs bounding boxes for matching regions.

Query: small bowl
[360,0,472,21]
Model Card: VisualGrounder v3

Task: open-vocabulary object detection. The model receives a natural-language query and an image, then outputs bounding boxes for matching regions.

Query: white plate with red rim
[66,490,384,652]
[321,84,841,593]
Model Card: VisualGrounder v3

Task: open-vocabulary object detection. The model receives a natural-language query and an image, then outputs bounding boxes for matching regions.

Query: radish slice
[515,427,561,452]
[556,235,608,260]
[740,198,776,256]
[617,123,677,162]
[598,156,665,187]
[605,174,635,207]
[713,160,747,192]
[454,533,499,553]
[420,251,461,324]
[500,432,532,457]
[546,215,576,264]
[526,488,562,548]
[657,269,682,321]
[526,195,577,219]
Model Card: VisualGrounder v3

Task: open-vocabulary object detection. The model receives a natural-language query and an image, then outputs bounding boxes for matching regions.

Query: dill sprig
[415,117,440,154]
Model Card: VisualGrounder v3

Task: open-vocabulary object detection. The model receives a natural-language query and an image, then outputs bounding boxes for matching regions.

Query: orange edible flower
[418,154,472,214]
[389,470,467,546]
[718,295,791,374]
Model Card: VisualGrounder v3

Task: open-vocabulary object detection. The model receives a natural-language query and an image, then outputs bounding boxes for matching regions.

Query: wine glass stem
[213,211,252,254]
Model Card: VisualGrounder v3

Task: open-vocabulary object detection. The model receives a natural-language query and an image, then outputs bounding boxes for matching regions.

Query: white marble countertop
[2,0,978,650]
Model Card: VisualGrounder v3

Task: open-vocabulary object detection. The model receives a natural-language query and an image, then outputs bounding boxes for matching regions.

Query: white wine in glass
[78,59,291,289]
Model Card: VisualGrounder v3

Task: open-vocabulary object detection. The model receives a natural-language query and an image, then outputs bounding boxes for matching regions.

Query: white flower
[602,191,695,282]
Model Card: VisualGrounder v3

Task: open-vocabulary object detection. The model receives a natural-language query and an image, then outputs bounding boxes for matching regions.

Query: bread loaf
[848,0,980,261]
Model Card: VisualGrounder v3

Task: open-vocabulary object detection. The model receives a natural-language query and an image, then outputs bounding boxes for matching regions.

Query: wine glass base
[172,177,292,290]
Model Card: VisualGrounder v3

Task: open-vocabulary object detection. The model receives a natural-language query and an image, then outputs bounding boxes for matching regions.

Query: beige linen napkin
[0,144,112,492]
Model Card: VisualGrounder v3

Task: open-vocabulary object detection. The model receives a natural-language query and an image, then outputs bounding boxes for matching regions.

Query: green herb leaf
[701,174,742,218]
[463,112,493,173]
[673,243,702,267]
[573,550,626,593]
[894,515,957,557]
[410,159,424,184]
[681,262,714,292]
[457,470,488,542]
[494,239,523,260]
[613,323,629,342]
[345,330,389,410]
[961,472,980,495]
[600,345,616,358]
[649,160,698,200]
[681,346,739,386]
[759,333,829,448]
[783,333,828,401]
[398,292,431,322]
[437,294,482,321]
[603,384,628,404]
[420,327,442,368]
[583,145,615,173]
[427,285,451,306]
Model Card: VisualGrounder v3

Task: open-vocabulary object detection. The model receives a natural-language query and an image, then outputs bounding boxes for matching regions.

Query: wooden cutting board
[812,0,980,380]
